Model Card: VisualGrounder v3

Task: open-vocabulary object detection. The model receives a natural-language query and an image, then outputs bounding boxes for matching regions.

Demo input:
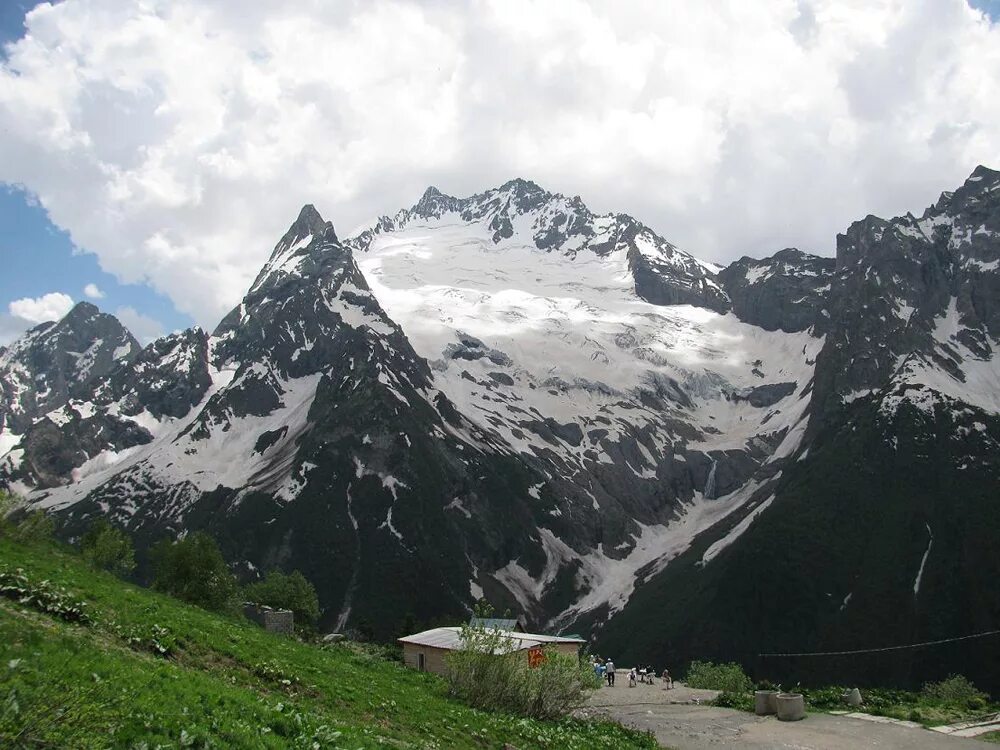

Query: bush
[714,691,754,711]
[797,685,845,709]
[685,661,752,693]
[243,569,320,631]
[8,511,55,544]
[446,621,599,720]
[151,532,237,613]
[81,520,136,576]
[0,490,15,531]
[922,675,987,707]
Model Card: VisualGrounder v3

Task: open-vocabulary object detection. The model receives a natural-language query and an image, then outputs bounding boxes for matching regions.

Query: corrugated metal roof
[398,627,584,653]
[469,617,522,630]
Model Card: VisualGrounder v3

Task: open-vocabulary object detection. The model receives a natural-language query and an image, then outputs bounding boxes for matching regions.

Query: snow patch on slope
[701,493,776,564]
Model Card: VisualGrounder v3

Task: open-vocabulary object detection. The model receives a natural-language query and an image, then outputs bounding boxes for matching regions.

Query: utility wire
[758,629,1000,658]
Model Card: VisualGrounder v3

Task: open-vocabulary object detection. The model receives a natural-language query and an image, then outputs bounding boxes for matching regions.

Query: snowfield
[358,218,822,463]
[352,213,821,625]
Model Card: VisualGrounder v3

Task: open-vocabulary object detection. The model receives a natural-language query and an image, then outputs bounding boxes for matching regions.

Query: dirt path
[579,681,991,749]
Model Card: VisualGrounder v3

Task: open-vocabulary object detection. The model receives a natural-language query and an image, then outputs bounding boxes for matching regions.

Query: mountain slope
[0,301,138,435]
[0,537,650,749]
[595,166,1000,693]
[2,185,822,637]
[0,169,997,684]
[9,208,573,634]
[348,182,823,628]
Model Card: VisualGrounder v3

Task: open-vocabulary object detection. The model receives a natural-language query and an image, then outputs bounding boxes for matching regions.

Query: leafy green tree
[151,532,237,613]
[81,520,136,576]
[243,569,320,630]
[394,611,418,639]
[0,489,16,535]
[0,491,55,542]
[9,511,55,543]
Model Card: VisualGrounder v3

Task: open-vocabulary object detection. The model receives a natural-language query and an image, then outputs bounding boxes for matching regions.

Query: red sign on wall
[527,647,545,668]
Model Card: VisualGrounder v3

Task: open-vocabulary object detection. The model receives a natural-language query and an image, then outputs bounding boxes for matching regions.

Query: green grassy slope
[0,538,654,749]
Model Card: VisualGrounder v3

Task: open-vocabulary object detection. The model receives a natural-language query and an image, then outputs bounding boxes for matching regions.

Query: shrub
[922,675,987,707]
[713,691,754,711]
[0,566,89,624]
[797,685,846,709]
[81,520,136,576]
[0,490,15,531]
[446,620,598,720]
[151,532,237,613]
[684,661,752,693]
[8,511,55,544]
[243,569,320,630]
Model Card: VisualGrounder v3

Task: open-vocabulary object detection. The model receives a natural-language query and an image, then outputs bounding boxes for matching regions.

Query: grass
[0,537,656,749]
[981,730,1000,744]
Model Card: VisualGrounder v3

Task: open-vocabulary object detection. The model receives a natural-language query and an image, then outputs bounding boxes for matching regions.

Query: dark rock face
[718,248,835,332]
[731,381,798,408]
[627,238,730,312]
[97,328,212,420]
[1,325,213,488]
[809,165,1000,433]
[2,169,998,691]
[597,165,1000,694]
[0,302,139,433]
[14,408,153,489]
[15,208,561,637]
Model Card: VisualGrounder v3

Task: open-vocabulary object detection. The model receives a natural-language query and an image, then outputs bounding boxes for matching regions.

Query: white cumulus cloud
[1,0,999,329]
[83,283,106,300]
[115,306,164,345]
[8,292,75,325]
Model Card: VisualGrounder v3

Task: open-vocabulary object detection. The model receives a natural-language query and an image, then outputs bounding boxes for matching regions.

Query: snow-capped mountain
[0,301,138,435]
[1,168,998,690]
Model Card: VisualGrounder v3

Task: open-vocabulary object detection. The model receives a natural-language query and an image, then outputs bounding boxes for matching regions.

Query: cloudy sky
[2,0,1000,345]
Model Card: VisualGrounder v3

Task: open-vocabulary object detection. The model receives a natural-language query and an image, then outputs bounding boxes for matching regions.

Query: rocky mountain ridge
[1,168,998,692]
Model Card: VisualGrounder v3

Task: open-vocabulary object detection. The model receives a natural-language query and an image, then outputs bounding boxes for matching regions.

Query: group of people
[591,657,674,689]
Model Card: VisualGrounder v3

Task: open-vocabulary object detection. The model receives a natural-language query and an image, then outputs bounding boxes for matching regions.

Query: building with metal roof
[398,626,585,676]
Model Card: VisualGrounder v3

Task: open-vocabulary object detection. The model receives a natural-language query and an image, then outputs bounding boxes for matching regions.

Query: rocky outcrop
[718,248,834,332]
[0,302,139,434]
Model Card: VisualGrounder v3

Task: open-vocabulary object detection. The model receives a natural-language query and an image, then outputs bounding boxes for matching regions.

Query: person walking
[605,658,615,687]
[661,668,673,689]
[628,667,637,687]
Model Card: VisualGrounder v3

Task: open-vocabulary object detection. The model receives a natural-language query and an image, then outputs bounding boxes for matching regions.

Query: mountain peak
[412,185,460,218]
[960,165,1000,196]
[969,164,998,181]
[299,203,333,234]
[297,203,324,223]
[281,203,334,248]
[64,300,100,321]
[498,177,545,196]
